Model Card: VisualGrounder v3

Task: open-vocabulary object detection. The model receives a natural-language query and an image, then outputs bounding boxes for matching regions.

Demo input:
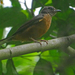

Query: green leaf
[52,0,69,12]
[10,0,21,8]
[0,61,2,75]
[5,59,18,75]
[45,0,52,5]
[58,67,75,75]
[0,28,4,39]
[0,7,26,29]
[33,58,54,75]
[32,0,49,9]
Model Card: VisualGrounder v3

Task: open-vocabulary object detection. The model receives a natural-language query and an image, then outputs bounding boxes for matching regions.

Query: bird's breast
[37,14,52,37]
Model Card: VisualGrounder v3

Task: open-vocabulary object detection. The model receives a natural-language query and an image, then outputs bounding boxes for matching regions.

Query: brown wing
[13,14,44,35]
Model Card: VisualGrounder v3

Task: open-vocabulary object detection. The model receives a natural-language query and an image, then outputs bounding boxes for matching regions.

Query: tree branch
[64,46,75,55]
[0,34,75,60]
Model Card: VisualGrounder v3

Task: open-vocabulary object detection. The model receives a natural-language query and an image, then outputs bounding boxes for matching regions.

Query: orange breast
[38,14,52,37]
[12,14,52,41]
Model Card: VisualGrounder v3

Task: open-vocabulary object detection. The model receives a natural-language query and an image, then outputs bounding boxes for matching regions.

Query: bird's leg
[30,37,42,45]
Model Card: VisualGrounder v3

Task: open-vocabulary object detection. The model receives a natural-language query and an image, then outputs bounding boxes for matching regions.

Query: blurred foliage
[5,59,18,75]
[33,58,54,75]
[0,61,2,75]
[0,0,75,75]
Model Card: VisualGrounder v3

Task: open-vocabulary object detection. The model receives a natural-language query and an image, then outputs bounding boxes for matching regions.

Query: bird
[0,6,61,46]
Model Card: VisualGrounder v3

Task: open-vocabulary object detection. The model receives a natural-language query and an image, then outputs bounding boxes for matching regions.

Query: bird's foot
[39,40,48,44]
[30,38,48,45]
[30,38,42,45]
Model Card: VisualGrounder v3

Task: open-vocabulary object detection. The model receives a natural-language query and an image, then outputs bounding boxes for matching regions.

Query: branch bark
[0,34,75,60]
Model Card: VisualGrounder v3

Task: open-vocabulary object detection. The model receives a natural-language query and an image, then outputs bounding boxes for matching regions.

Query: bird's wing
[13,14,44,35]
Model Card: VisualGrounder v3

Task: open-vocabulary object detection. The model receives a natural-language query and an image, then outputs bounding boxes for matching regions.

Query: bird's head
[41,6,61,16]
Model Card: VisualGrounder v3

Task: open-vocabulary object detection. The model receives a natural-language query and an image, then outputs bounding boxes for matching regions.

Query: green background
[0,0,75,75]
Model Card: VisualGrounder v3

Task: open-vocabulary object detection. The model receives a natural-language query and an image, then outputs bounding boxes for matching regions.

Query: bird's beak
[54,9,61,12]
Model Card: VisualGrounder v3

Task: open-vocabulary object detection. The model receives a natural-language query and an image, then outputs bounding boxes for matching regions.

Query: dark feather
[13,14,44,35]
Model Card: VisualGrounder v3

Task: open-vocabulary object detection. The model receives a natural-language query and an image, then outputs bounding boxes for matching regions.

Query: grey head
[41,6,61,16]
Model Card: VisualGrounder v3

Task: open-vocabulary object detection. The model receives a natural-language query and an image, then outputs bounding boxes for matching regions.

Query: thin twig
[31,0,34,16]
[24,0,31,14]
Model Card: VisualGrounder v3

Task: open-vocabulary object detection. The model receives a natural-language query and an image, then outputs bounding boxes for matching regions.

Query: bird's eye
[48,7,54,10]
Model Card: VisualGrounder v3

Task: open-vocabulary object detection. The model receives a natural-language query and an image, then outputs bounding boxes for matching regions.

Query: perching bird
[0,6,61,45]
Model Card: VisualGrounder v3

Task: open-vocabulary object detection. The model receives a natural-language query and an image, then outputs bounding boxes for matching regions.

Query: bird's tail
[0,37,12,46]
